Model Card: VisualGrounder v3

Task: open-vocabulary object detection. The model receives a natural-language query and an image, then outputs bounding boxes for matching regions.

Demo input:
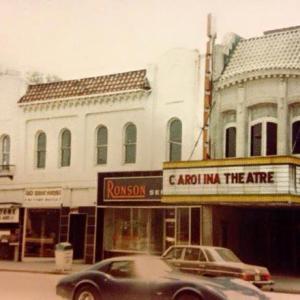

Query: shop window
[251,123,262,156]
[36,132,46,168]
[292,121,300,154]
[104,208,163,254]
[96,126,108,164]
[60,129,71,167]
[266,122,277,155]
[225,127,236,158]
[24,209,60,258]
[168,119,182,161]
[177,208,189,245]
[1,135,10,167]
[124,123,136,164]
[191,208,201,245]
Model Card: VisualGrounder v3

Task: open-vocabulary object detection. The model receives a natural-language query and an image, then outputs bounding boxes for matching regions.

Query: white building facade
[0,48,204,263]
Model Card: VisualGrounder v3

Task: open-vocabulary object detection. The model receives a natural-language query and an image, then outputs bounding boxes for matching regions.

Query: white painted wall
[0,48,204,207]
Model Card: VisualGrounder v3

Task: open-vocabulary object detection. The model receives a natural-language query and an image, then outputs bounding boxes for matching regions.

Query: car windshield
[135,256,174,277]
[209,248,241,263]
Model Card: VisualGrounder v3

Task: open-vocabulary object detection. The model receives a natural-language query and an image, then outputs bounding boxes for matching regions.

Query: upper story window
[225,126,236,158]
[168,119,182,161]
[292,120,300,154]
[60,129,71,167]
[1,135,10,166]
[250,121,277,156]
[36,132,46,169]
[124,123,136,164]
[96,126,108,165]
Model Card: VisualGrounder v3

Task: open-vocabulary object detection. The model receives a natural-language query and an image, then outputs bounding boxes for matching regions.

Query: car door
[180,247,207,275]
[102,260,151,300]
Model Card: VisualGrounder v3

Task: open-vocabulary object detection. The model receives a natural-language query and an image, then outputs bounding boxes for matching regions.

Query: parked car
[162,245,273,288]
[56,255,269,300]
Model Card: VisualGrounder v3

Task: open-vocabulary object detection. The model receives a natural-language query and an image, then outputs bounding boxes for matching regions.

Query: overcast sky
[1,0,299,80]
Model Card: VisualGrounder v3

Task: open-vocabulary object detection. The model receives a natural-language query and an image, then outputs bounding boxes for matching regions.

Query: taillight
[261,273,271,281]
[241,272,255,281]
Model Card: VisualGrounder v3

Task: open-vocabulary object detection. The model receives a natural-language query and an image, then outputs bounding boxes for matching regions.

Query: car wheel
[176,292,201,300]
[74,285,101,300]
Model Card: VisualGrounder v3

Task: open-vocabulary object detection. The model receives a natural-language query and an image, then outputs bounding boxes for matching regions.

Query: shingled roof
[19,69,149,103]
[218,26,300,83]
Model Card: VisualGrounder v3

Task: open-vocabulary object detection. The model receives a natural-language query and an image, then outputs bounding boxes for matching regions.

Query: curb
[0,268,72,275]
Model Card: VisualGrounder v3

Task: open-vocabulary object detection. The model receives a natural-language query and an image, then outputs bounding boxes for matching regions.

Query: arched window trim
[167,118,182,162]
[123,122,137,164]
[35,131,47,169]
[59,128,71,167]
[96,125,108,165]
[0,134,10,166]
[248,117,277,157]
[223,122,236,158]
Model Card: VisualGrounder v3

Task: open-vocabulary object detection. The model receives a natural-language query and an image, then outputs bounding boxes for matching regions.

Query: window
[164,247,183,260]
[168,119,182,161]
[96,126,108,164]
[107,261,136,278]
[60,129,71,167]
[225,127,236,157]
[1,135,10,167]
[292,121,300,154]
[124,123,136,164]
[250,121,277,156]
[184,248,200,261]
[36,132,46,168]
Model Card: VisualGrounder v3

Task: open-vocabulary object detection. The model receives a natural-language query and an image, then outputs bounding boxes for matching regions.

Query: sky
[1,0,300,80]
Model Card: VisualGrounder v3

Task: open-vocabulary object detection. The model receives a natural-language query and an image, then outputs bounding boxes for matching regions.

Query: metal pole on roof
[202,14,216,160]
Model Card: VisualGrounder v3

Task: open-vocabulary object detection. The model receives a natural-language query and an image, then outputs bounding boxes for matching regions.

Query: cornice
[214,69,300,91]
[19,89,151,113]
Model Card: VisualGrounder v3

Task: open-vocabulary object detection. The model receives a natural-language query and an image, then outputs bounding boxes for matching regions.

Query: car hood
[162,272,269,300]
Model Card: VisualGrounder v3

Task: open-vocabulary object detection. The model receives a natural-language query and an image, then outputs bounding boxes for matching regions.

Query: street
[0,271,299,300]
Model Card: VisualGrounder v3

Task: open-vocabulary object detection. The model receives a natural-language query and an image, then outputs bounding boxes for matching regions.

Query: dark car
[56,255,269,300]
[162,245,273,288]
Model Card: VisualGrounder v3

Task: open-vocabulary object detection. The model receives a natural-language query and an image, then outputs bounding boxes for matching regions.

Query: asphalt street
[0,271,298,300]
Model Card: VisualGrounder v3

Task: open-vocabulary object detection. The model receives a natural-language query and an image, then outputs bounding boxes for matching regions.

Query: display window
[104,208,163,254]
[24,208,60,258]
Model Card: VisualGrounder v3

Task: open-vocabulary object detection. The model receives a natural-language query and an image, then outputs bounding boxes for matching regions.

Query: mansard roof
[218,26,300,84]
[19,69,149,103]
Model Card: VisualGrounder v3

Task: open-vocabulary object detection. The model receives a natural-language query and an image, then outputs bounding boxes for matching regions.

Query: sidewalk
[0,260,299,294]
[0,260,89,275]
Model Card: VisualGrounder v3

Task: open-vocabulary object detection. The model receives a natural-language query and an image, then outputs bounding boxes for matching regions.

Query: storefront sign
[104,176,162,201]
[24,188,62,207]
[164,164,292,196]
[0,207,19,223]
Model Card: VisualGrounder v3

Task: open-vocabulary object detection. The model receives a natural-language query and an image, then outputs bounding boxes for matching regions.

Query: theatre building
[163,26,300,275]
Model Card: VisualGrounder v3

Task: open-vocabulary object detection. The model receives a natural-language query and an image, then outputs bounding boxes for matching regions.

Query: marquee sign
[0,207,19,223]
[24,188,62,207]
[163,164,294,196]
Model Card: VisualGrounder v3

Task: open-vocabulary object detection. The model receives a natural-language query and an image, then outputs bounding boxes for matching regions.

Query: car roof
[166,245,228,251]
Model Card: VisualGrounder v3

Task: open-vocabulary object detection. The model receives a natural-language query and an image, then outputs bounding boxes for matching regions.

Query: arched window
[36,132,46,168]
[168,119,182,161]
[250,121,277,156]
[96,126,108,164]
[225,126,236,158]
[60,129,71,167]
[1,135,10,166]
[292,120,300,154]
[124,123,136,164]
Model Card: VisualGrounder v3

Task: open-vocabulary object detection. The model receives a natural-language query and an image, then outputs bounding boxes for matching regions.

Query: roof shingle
[19,69,149,103]
[219,27,300,82]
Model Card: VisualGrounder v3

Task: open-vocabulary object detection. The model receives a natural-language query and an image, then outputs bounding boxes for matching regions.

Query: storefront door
[69,214,86,260]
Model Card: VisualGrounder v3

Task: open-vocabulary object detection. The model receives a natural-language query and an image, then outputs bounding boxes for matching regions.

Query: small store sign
[0,207,19,223]
[104,176,162,202]
[24,188,62,207]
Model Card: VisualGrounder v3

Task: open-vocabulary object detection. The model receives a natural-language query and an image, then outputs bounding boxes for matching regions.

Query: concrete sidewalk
[0,260,299,294]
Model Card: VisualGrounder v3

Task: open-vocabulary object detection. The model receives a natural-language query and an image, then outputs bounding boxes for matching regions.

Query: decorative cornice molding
[214,70,300,91]
[19,89,151,112]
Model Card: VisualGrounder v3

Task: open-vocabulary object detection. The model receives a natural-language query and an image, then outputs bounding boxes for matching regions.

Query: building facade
[162,26,300,274]
[0,48,204,263]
